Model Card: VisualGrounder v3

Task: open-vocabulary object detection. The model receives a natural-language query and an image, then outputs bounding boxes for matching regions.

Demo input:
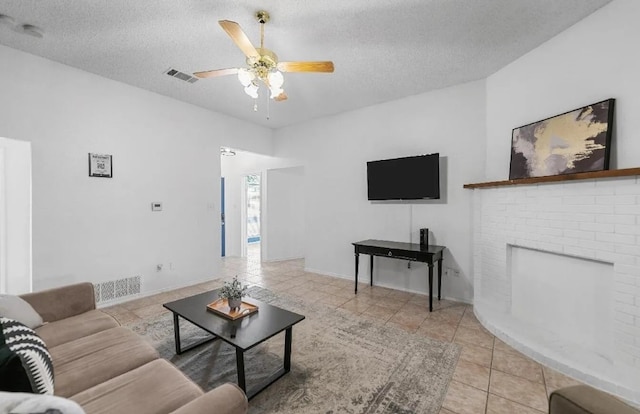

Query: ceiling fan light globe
[244,83,259,99]
[237,68,254,87]
[269,87,284,99]
[267,71,284,89]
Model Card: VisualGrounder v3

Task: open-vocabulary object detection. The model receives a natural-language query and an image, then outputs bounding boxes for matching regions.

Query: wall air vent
[165,68,199,84]
[94,275,141,304]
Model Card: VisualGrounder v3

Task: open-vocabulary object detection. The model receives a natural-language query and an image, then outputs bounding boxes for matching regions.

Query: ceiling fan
[194,11,334,103]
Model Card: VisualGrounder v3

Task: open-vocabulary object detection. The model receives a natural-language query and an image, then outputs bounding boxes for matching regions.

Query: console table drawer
[357,245,422,261]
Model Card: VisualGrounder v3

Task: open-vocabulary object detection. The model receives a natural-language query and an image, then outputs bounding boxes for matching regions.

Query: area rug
[127,286,460,414]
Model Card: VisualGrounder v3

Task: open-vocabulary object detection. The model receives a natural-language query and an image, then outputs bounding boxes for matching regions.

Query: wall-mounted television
[367,153,440,200]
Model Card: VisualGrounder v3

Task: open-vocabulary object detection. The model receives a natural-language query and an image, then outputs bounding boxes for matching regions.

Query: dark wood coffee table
[163,289,305,399]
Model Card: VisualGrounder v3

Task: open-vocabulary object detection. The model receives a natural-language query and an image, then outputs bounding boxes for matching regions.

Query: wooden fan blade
[274,92,288,102]
[193,68,239,79]
[277,61,334,73]
[219,20,260,59]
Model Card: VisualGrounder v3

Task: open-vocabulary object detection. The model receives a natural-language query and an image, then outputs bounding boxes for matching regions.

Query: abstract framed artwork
[509,98,615,180]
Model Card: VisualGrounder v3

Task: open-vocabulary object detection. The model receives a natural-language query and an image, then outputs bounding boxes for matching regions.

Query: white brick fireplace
[470,175,640,403]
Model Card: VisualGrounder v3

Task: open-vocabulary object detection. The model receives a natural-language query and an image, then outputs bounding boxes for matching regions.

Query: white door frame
[0,138,32,294]
[240,175,247,258]
[0,147,7,293]
[240,172,264,261]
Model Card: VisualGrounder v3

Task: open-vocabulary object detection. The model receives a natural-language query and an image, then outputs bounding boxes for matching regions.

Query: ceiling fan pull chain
[253,99,258,112]
[266,92,271,120]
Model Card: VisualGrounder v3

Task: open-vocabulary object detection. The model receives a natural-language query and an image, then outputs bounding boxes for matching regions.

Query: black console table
[352,239,446,312]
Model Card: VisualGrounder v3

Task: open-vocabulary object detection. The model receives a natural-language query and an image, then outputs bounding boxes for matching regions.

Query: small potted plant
[219,276,248,310]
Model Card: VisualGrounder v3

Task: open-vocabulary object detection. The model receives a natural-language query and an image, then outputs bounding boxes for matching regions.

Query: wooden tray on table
[206,298,258,320]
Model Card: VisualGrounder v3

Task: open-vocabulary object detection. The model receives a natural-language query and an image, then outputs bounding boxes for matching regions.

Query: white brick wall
[472,176,640,402]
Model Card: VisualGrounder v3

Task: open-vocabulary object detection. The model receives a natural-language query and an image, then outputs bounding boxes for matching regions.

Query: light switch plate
[151,202,162,211]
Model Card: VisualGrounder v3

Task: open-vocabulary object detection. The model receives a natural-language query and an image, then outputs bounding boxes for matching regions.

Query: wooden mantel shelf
[464,167,640,189]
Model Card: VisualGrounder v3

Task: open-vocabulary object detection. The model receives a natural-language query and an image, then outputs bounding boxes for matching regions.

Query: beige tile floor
[103,244,583,414]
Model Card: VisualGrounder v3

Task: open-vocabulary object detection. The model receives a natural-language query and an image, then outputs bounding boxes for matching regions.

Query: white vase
[228,297,242,310]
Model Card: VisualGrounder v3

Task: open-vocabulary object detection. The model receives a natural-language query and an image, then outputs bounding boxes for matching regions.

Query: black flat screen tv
[367,153,440,200]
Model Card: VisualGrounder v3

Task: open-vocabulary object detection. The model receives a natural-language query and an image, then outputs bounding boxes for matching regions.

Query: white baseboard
[304,267,472,305]
[263,255,304,263]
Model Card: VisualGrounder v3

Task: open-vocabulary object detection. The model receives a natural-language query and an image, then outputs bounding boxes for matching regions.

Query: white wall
[485,0,640,180]
[265,167,305,261]
[476,0,640,403]
[0,45,272,294]
[0,138,32,294]
[220,151,300,258]
[274,80,487,302]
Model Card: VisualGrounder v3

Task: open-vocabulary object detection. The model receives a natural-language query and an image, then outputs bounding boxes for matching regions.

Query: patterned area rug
[128,286,460,414]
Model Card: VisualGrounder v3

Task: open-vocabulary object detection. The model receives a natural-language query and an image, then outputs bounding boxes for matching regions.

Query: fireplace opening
[509,245,614,360]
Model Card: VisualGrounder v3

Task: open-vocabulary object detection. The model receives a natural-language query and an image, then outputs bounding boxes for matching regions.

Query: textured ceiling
[0,0,612,129]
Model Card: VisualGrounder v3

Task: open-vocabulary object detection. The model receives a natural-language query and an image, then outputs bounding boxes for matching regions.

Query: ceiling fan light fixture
[268,70,284,88]
[269,87,284,99]
[196,10,332,111]
[267,70,285,99]
[237,68,255,86]
[244,83,259,99]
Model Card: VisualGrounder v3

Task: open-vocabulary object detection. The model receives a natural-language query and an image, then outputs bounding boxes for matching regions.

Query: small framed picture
[88,153,113,178]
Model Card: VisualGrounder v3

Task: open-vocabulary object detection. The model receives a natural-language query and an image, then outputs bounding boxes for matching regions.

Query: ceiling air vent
[165,68,199,84]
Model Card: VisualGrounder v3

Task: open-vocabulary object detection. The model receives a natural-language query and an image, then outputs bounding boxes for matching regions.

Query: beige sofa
[19,283,248,414]
[549,385,640,414]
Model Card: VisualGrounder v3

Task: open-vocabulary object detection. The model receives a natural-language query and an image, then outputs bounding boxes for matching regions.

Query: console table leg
[438,259,443,300]
[354,252,359,294]
[370,255,374,286]
[428,264,434,312]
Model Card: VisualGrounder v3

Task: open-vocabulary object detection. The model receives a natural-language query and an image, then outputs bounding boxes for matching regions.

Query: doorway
[245,173,261,262]
[221,177,226,257]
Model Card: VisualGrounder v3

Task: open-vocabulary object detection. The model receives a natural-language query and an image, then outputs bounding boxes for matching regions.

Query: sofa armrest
[169,383,248,414]
[20,283,96,323]
[549,385,640,414]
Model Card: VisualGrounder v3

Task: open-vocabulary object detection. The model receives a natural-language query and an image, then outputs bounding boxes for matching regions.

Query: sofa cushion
[71,359,203,414]
[170,383,248,414]
[50,327,159,398]
[0,294,43,329]
[0,318,54,395]
[35,310,119,348]
[20,283,96,324]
